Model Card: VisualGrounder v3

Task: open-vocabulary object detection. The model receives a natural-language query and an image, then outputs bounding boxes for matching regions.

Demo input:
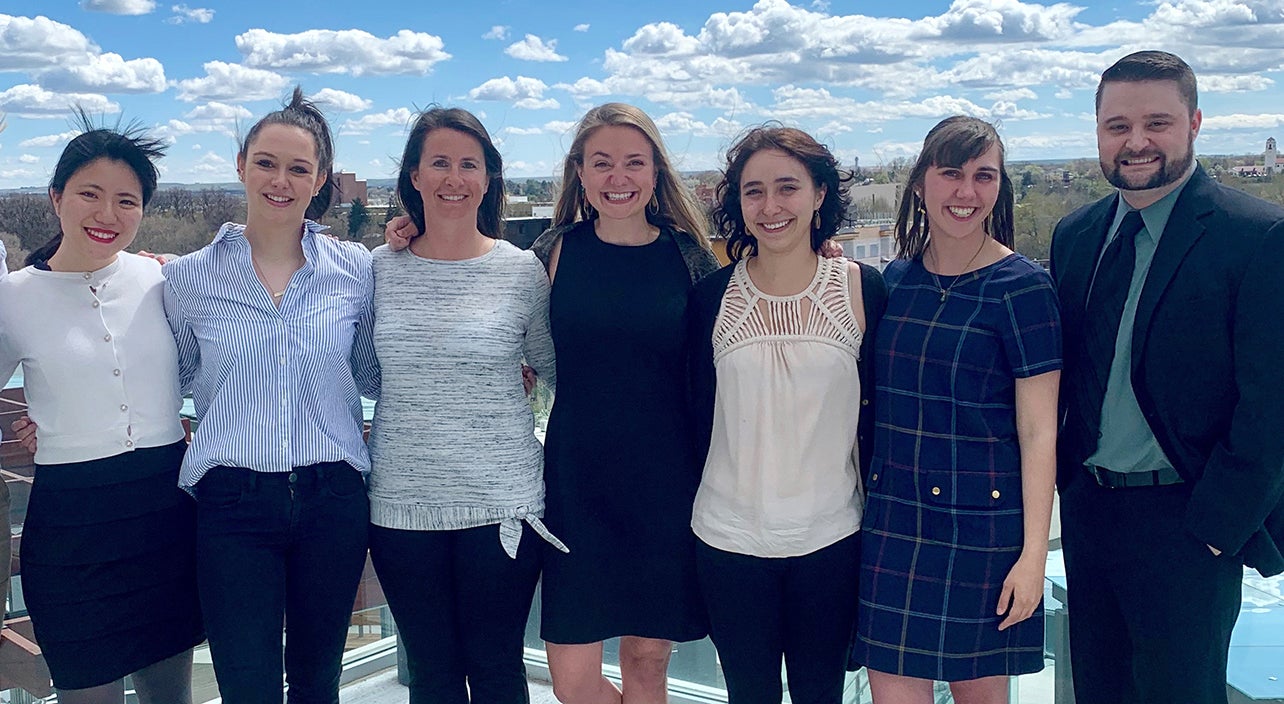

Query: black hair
[713,124,851,262]
[1096,50,1198,117]
[395,106,505,238]
[239,86,335,221]
[27,108,166,267]
[894,116,1014,260]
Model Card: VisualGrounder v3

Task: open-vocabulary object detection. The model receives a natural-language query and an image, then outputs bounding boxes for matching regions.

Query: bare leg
[617,637,671,704]
[949,675,1009,704]
[132,648,195,704]
[865,669,934,704]
[53,680,125,704]
[547,641,622,704]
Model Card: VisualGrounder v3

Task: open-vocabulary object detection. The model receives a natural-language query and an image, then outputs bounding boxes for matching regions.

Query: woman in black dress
[530,103,719,703]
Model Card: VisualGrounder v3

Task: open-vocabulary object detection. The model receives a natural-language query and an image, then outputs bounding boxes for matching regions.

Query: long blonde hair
[553,103,711,250]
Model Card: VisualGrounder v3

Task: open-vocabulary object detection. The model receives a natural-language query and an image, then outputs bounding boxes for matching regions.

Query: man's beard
[1102,137,1194,191]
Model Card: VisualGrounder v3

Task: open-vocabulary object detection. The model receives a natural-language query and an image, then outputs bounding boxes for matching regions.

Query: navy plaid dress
[852,253,1061,681]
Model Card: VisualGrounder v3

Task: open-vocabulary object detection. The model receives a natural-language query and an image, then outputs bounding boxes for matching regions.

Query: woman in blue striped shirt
[161,88,379,704]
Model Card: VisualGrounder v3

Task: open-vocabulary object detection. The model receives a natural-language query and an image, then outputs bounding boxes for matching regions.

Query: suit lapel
[1060,198,1116,332]
[1131,167,1215,371]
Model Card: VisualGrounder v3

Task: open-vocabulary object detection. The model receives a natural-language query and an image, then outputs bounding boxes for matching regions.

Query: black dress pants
[1060,471,1243,704]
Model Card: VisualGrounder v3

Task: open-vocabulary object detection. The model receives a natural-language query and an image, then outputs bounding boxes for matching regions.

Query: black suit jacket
[1051,165,1284,577]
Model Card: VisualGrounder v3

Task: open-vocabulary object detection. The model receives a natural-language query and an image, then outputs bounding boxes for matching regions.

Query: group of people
[0,48,1279,704]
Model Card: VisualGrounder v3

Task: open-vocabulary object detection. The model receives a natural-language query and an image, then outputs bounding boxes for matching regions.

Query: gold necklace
[250,256,288,299]
[928,237,988,303]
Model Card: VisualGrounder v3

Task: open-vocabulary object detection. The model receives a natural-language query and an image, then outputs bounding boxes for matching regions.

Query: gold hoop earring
[812,210,821,231]
[647,193,659,216]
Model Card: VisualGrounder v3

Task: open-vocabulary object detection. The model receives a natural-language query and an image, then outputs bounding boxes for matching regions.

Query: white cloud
[19,129,82,148]
[503,120,578,136]
[468,76,560,109]
[1200,113,1284,131]
[573,23,590,32]
[166,4,214,24]
[917,0,1083,42]
[18,154,39,164]
[0,84,118,117]
[174,61,289,102]
[311,88,373,113]
[184,101,251,121]
[653,111,744,138]
[0,14,96,71]
[80,0,156,14]
[1200,74,1275,92]
[340,107,414,135]
[505,35,568,62]
[984,87,1039,102]
[38,53,167,93]
[554,77,612,99]
[483,26,510,41]
[188,150,232,176]
[236,28,450,76]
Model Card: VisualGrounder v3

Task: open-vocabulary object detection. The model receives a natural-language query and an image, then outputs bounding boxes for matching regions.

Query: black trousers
[695,533,860,704]
[369,522,541,704]
[196,463,370,704]
[1060,471,1243,704]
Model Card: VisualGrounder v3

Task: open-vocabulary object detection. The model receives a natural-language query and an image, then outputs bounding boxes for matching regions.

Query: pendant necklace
[929,237,988,303]
[251,256,288,300]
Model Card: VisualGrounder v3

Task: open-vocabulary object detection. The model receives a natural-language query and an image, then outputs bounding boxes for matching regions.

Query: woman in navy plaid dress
[851,117,1061,702]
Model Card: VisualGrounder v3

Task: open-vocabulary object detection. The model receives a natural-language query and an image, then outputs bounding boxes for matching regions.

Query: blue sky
[0,0,1281,189]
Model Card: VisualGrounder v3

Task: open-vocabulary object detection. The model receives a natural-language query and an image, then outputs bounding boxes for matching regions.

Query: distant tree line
[3,157,1278,267]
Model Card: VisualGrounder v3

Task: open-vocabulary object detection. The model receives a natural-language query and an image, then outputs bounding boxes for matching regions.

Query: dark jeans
[369,523,541,704]
[696,533,860,704]
[1060,471,1243,704]
[195,463,370,704]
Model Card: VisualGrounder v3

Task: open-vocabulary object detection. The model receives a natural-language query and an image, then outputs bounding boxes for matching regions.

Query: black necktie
[1075,209,1145,448]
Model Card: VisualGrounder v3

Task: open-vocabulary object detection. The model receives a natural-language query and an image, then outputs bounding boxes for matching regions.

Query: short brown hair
[1096,50,1198,117]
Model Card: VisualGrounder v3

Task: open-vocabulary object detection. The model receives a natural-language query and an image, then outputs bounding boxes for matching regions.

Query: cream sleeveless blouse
[691,256,864,558]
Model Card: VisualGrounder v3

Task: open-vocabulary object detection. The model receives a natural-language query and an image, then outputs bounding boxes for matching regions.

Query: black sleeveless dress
[539,221,708,644]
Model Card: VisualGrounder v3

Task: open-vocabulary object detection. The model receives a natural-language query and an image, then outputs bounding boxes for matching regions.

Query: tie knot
[1117,210,1144,242]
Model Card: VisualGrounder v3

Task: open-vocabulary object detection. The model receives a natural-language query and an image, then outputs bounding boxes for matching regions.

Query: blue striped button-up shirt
[163,221,381,490]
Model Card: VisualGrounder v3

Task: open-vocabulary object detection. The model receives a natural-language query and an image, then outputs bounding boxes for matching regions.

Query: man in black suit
[1051,50,1284,704]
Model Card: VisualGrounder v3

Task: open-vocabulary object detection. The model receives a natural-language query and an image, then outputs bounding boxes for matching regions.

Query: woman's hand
[136,250,168,265]
[385,215,418,251]
[522,365,537,396]
[11,416,37,454]
[820,239,845,260]
[996,551,1045,631]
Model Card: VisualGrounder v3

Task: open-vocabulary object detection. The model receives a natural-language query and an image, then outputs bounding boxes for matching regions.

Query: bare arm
[998,369,1060,630]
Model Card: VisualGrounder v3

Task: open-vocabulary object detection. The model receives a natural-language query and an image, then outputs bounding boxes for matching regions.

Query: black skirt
[21,440,205,690]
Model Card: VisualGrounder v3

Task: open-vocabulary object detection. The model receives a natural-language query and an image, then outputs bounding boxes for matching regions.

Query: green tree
[347,199,370,240]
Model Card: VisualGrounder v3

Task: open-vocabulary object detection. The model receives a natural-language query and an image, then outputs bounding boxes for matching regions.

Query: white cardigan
[0,253,185,465]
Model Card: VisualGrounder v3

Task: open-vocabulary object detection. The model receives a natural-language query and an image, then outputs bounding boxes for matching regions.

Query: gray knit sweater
[367,240,561,557]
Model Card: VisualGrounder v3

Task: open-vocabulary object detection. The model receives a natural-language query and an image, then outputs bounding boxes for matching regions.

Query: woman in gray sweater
[366,107,562,704]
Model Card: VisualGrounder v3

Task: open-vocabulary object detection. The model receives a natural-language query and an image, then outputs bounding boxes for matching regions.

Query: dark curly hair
[713,124,851,262]
[894,116,1014,260]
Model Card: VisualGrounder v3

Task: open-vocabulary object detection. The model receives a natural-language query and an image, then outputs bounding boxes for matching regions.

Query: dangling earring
[580,187,596,220]
[647,192,659,216]
[812,210,821,231]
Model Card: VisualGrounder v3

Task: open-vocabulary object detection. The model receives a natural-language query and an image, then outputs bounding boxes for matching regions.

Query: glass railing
[4,371,1282,704]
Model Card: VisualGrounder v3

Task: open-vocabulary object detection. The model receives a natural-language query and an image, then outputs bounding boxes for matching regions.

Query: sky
[0,0,1281,189]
